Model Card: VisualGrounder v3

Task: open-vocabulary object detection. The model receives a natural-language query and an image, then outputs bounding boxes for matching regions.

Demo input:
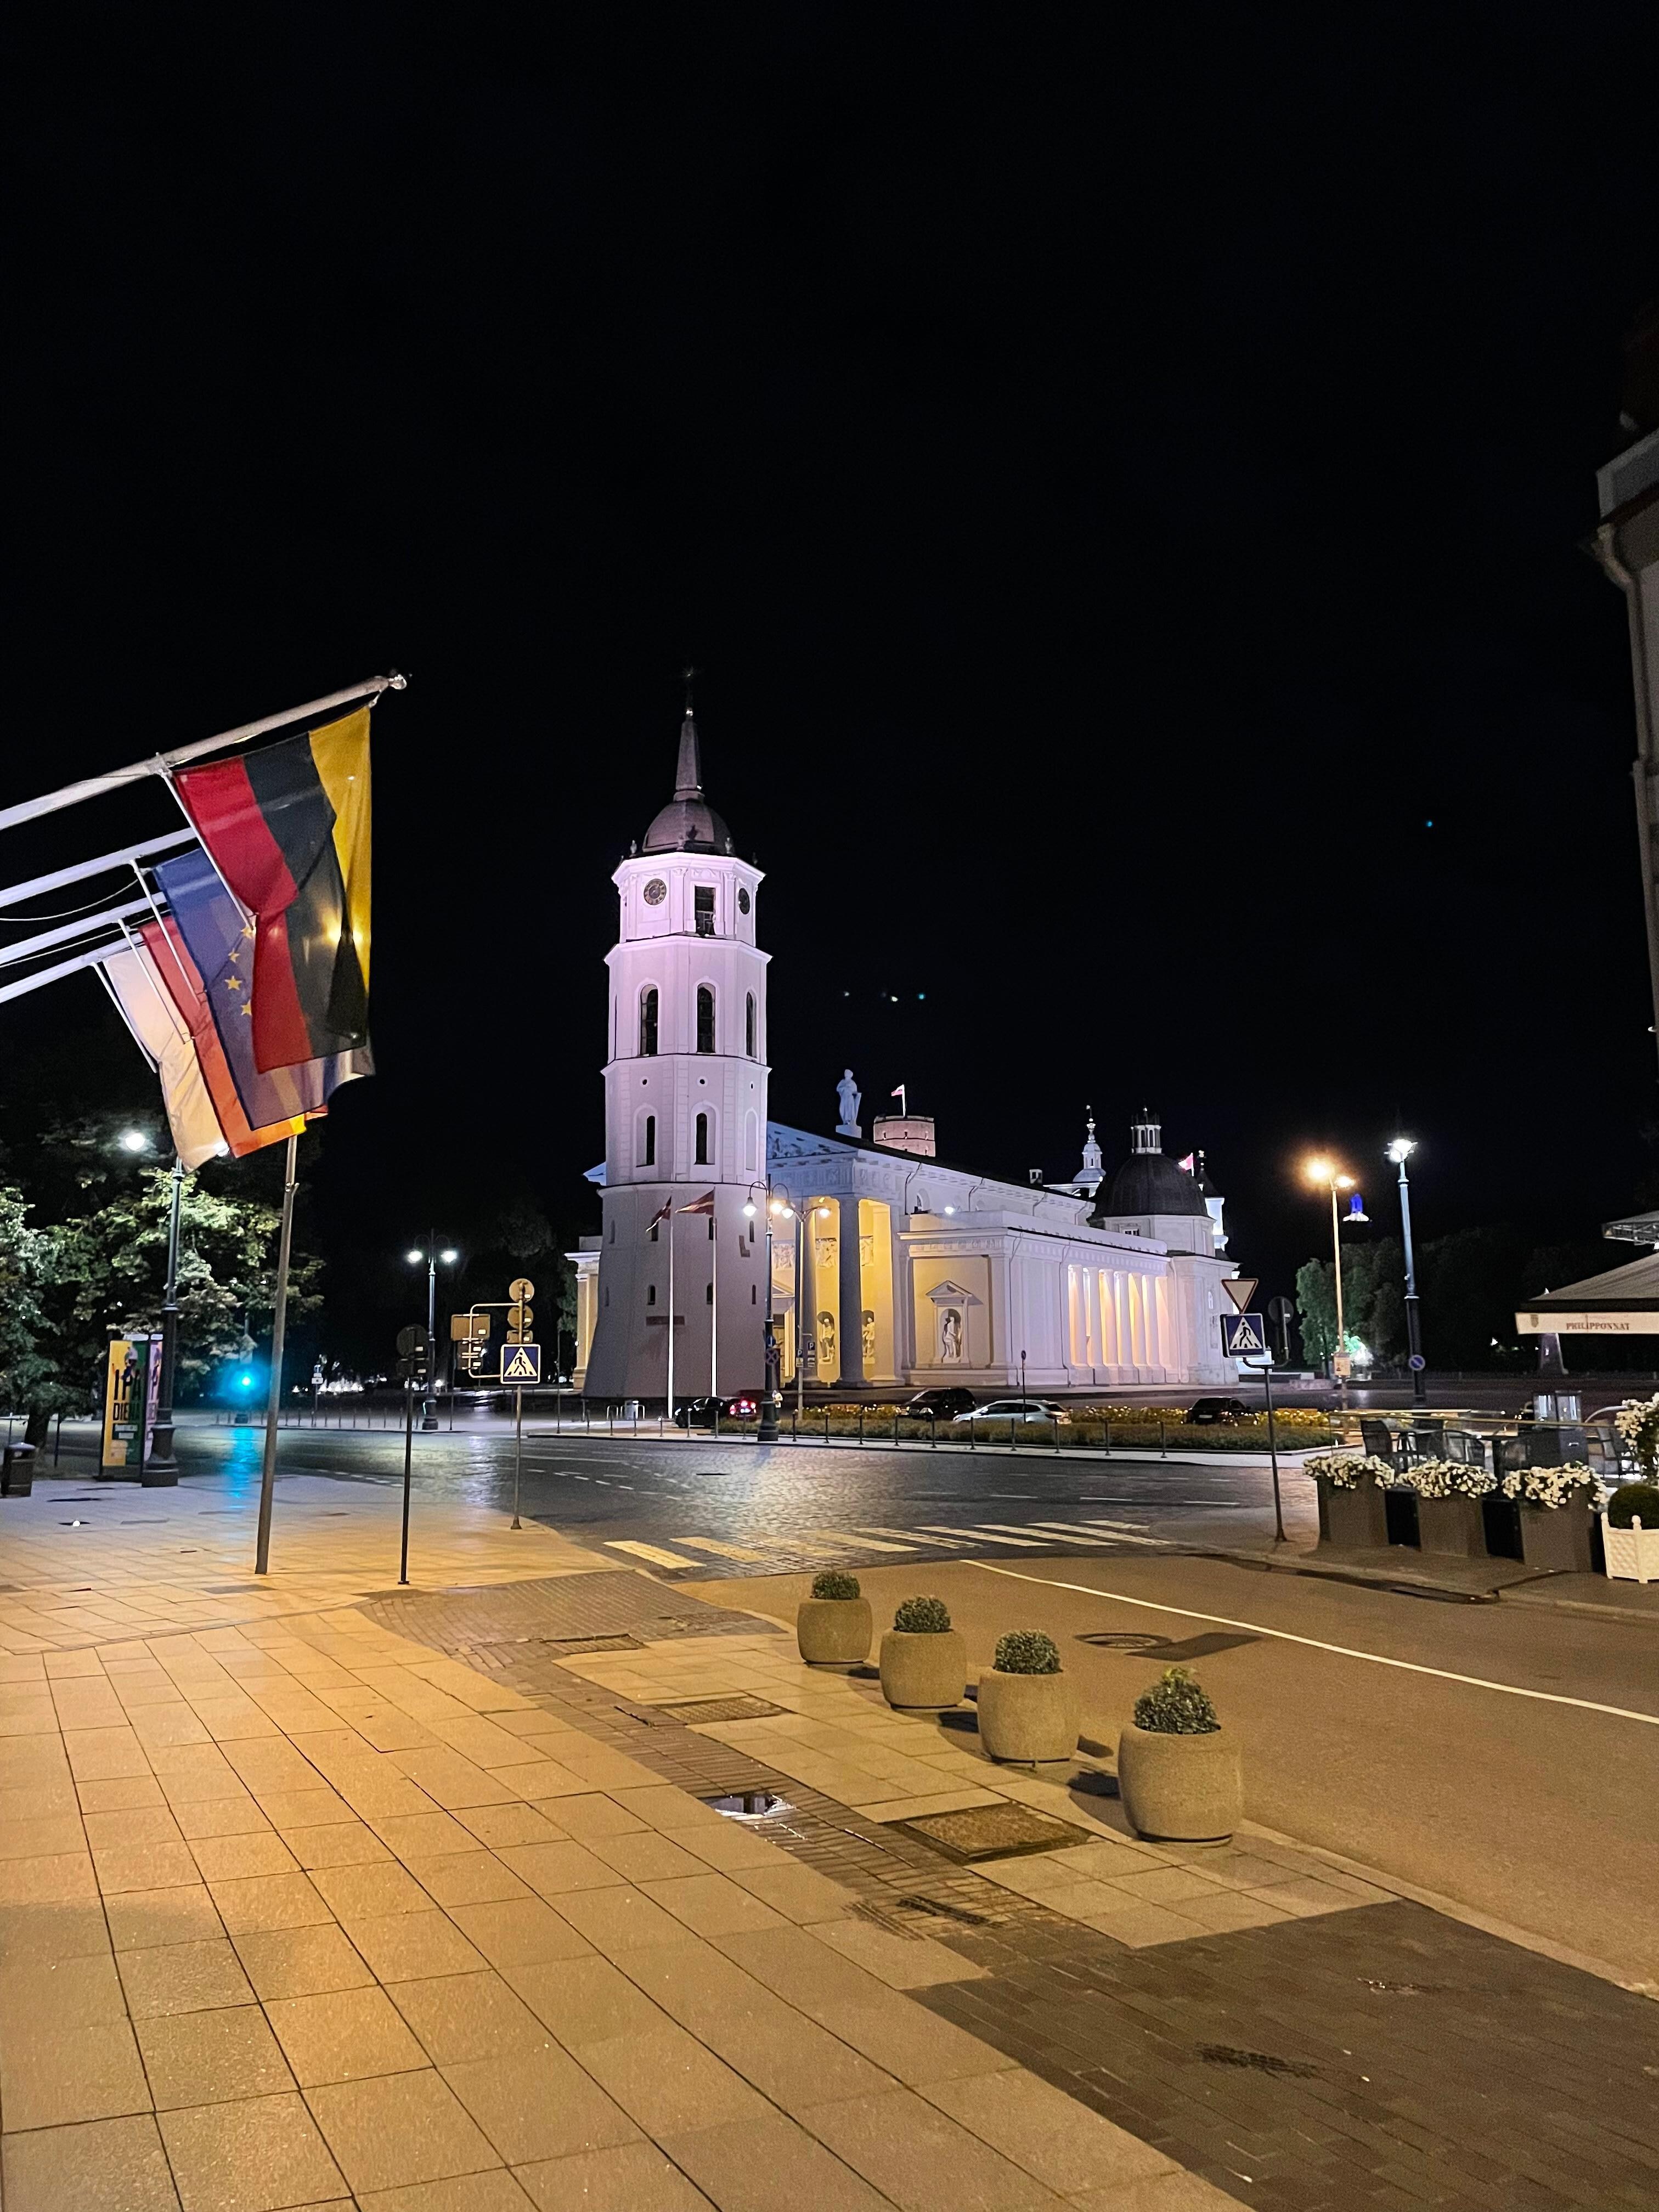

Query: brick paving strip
[364,1576,1659,2212]
[0,1564,1229,2209]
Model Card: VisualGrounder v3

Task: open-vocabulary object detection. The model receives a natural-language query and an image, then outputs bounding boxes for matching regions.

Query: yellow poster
[101,1338,150,1471]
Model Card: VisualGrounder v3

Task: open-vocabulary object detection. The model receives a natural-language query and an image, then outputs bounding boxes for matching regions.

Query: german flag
[174,708,371,1074]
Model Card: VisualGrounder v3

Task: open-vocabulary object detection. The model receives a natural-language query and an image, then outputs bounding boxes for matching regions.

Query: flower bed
[1379,1456,1497,1500]
[1497,1463,1603,1511]
[1305,1451,1392,1488]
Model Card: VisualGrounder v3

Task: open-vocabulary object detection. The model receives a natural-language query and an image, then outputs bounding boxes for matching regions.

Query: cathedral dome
[642,712,732,854]
[1095,1112,1210,1221]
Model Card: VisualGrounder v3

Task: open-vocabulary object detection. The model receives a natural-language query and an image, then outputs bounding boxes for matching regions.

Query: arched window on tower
[639,986,658,1057]
[696,985,715,1054]
[745,992,756,1057]
[695,1112,710,1165]
[640,1114,656,1167]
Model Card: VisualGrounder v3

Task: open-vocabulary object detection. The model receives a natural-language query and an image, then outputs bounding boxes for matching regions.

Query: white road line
[675,1537,772,1562]
[803,1529,917,1553]
[1026,1523,1118,1543]
[603,1538,701,1569]
[861,1526,968,1549]
[969,1562,1659,1728]
[917,1525,1048,1549]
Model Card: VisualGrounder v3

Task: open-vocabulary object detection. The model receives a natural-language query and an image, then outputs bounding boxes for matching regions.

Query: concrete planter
[1415,1494,1487,1558]
[1117,1722,1243,1842]
[879,1629,966,1711]
[796,1597,871,1667]
[976,1669,1080,1762]
[1316,1472,1387,1549]
[1519,1498,1595,1573]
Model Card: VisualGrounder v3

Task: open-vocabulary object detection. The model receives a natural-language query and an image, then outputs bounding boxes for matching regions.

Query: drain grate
[1198,2045,1319,2078]
[704,1789,791,1820]
[651,1694,786,1725]
[893,1802,1090,1863]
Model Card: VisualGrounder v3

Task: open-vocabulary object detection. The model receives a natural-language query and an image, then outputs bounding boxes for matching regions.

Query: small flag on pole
[645,1199,673,1235]
[678,1191,716,1216]
[890,1083,907,1115]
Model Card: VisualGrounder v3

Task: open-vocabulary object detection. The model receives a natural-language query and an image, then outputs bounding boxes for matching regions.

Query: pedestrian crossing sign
[501,1342,541,1384]
[1220,1312,1268,1360]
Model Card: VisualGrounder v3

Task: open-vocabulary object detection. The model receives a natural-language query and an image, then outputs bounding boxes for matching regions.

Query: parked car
[952,1398,1069,1424]
[905,1387,979,1420]
[1185,1396,1247,1424]
[672,1395,759,1429]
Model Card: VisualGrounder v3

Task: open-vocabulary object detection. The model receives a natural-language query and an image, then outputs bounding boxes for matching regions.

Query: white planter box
[1601,1514,1659,1584]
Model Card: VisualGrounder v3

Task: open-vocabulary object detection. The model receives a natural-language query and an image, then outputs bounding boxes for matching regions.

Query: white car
[953,1398,1068,1424]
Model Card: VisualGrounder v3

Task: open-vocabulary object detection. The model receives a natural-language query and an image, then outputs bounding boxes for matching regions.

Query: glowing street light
[405,1242,460,1430]
[1303,1155,1358,1395]
[119,1127,150,1154]
[1386,1137,1427,1406]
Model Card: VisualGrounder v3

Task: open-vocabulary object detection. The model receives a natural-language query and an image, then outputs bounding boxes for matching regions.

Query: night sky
[6,10,1658,1367]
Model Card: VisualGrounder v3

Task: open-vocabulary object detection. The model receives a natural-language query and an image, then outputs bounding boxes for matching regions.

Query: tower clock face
[737,887,751,914]
[642,878,668,906]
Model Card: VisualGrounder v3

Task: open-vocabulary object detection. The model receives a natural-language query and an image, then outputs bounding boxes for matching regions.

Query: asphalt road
[133,1414,1318,1568]
[690,1550,1659,1987]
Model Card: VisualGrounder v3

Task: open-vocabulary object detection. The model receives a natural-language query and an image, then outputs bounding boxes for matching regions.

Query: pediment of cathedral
[924,1278,983,1306]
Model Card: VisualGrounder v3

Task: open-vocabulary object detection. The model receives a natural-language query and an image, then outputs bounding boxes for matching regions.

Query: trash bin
[1,1442,37,1497]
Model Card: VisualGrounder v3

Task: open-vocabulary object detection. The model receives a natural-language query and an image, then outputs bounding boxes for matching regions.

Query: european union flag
[155,849,371,1126]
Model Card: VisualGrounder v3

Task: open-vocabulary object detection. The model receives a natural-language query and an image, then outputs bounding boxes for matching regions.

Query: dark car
[672,1394,758,1429]
[1185,1396,1247,1424]
[905,1386,979,1420]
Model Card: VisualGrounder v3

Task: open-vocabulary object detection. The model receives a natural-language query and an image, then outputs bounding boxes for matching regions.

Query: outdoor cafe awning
[1517,1248,1659,1335]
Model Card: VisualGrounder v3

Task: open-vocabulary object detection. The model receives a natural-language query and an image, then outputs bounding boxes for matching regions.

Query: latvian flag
[173,708,372,1074]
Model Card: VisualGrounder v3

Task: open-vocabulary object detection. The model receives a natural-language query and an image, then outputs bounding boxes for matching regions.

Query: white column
[837,1195,865,1386]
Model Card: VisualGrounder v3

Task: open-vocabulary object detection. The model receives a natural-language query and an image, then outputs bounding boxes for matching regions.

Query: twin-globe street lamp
[1302,1156,1358,1394]
[741,1188,833,1438]
[405,1245,459,1429]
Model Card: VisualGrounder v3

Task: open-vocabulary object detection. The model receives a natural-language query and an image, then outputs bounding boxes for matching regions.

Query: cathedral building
[573,716,1242,1399]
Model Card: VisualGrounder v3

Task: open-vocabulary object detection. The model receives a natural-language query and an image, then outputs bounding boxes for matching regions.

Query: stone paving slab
[366,1579,1659,2212]
[0,1576,1223,2208]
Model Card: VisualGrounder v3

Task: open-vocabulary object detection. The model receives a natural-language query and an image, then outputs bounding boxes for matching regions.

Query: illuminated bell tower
[580,703,770,1401]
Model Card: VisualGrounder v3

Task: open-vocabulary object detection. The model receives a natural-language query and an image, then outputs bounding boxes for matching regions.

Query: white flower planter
[1601,1514,1659,1584]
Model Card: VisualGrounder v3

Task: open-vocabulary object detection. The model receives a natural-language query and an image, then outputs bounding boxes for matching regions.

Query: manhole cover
[703,1790,791,1820]
[893,1802,1089,1863]
[1079,1632,1170,1651]
[652,1695,786,1725]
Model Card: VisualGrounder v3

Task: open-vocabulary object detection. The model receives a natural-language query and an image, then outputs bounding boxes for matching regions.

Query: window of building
[751,1284,757,1304]
[695,1111,710,1165]
[641,1114,656,1167]
[745,992,756,1057]
[697,985,715,1053]
[647,1284,656,1306]
[639,986,658,1057]
[706,1282,713,1305]
[694,885,715,937]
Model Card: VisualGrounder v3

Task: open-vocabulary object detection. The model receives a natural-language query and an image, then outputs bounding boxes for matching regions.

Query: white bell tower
[581,704,770,1402]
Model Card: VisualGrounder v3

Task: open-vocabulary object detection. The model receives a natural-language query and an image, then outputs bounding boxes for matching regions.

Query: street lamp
[117,1129,185,1484]
[744,1190,782,1442]
[1303,1156,1357,1397]
[769,1193,832,1419]
[405,1244,459,1430]
[1386,1138,1427,1406]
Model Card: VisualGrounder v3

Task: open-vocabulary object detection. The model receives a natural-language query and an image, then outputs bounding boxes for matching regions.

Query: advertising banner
[101,1335,162,1472]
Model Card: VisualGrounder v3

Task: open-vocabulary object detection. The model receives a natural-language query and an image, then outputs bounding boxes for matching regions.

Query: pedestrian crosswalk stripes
[603,1538,702,1568]
[606,1522,1155,1573]
[915,1525,1048,1548]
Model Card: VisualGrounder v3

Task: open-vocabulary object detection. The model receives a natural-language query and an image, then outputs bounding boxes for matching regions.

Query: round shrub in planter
[1116,1667,1242,1842]
[975,1630,1080,1763]
[796,1570,871,1667]
[879,1596,966,1712]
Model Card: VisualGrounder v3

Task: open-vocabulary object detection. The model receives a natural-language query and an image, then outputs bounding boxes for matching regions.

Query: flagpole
[710,1206,718,1402]
[254,1133,300,1575]
[0,674,405,836]
[665,1210,676,1424]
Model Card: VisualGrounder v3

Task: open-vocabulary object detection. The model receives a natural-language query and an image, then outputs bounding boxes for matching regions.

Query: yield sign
[1221,1277,1259,1314]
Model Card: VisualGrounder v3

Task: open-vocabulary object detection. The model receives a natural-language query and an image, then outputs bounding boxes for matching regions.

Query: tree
[1295,1238,1406,1370]
[1,1115,321,1439]
[1295,1258,1336,1368]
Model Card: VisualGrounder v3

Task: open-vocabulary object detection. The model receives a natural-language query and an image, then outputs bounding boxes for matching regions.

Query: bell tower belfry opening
[580,699,770,1402]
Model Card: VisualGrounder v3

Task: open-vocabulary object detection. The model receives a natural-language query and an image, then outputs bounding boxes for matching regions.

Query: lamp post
[119,1129,185,1486]
[405,1244,458,1430]
[745,1187,781,1442]
[770,1192,832,1420]
[1303,1156,1356,1400]
[1387,1138,1427,1406]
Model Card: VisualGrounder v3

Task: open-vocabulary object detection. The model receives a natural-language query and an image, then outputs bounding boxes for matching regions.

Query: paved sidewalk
[0,1482,1228,2210]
